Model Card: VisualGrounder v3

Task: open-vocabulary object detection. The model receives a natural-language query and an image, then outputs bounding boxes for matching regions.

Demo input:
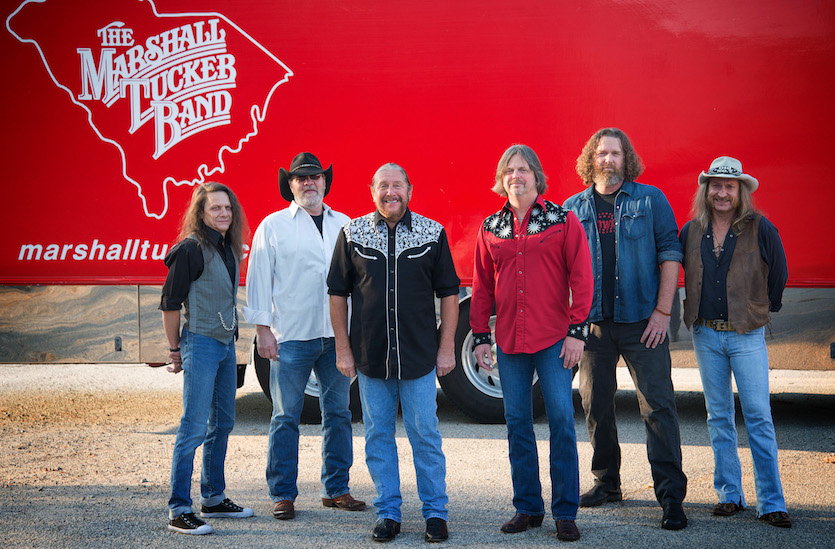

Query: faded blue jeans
[168,329,237,519]
[693,324,787,516]
[497,339,579,520]
[357,370,448,522]
[267,337,353,502]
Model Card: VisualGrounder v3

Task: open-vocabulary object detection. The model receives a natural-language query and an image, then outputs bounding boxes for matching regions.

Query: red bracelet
[654,307,671,316]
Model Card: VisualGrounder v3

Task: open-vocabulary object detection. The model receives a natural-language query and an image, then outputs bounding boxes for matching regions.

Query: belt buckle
[713,319,731,331]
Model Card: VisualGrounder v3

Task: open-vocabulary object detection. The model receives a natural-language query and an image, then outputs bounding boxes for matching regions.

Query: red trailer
[3,0,833,422]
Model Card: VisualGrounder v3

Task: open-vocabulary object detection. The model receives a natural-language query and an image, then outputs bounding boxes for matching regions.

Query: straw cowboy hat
[698,156,759,192]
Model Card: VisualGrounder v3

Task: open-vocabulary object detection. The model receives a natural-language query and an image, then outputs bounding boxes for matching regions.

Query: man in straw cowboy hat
[680,156,790,528]
[245,152,366,521]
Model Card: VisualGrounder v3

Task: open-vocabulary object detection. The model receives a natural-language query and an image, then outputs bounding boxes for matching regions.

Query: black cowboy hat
[278,152,333,202]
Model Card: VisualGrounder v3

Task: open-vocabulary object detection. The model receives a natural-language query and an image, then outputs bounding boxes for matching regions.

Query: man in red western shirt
[470,144,593,542]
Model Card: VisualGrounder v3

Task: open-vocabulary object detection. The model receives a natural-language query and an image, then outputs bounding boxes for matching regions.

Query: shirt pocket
[407,245,431,260]
[489,240,514,266]
[538,227,563,243]
[353,246,378,261]
[620,208,648,239]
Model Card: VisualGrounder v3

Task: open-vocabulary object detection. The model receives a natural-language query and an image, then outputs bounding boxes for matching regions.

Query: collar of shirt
[580,180,636,201]
[204,226,228,250]
[373,208,413,231]
[501,194,545,226]
[289,199,336,218]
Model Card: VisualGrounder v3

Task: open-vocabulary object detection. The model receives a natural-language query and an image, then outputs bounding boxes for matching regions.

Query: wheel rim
[304,372,357,398]
[459,316,540,399]
[305,372,320,398]
[460,318,504,399]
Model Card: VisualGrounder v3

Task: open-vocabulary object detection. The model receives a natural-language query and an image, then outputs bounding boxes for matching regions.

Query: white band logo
[79,19,235,159]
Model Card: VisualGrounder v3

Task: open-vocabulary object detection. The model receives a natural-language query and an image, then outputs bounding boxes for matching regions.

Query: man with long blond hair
[680,157,790,528]
[160,182,252,535]
[564,128,688,531]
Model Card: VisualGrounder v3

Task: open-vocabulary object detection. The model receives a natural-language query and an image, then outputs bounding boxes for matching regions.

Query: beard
[592,165,624,187]
[295,190,324,211]
[379,198,407,221]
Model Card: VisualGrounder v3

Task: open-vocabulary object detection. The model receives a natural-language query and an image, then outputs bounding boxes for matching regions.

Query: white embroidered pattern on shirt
[344,212,443,258]
[484,201,568,239]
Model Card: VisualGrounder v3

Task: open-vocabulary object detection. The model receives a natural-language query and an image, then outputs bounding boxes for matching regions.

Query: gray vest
[182,235,239,343]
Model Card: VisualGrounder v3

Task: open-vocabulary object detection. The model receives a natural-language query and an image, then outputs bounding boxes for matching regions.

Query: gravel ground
[1,363,834,548]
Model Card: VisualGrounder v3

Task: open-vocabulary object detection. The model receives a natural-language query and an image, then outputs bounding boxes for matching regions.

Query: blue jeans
[693,324,787,515]
[357,370,448,522]
[498,340,579,520]
[267,337,353,501]
[169,329,237,518]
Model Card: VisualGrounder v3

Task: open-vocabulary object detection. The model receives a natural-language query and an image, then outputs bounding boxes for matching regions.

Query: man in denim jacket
[564,128,688,531]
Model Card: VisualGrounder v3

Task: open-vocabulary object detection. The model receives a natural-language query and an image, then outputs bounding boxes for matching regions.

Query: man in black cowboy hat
[244,152,366,521]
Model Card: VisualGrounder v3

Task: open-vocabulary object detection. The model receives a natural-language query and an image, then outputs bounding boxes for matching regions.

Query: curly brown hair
[177,182,249,260]
[575,128,644,185]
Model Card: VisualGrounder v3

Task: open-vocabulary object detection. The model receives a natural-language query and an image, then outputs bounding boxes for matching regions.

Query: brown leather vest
[683,215,769,334]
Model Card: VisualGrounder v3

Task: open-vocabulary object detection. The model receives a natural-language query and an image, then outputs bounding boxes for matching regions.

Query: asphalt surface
[1,364,834,548]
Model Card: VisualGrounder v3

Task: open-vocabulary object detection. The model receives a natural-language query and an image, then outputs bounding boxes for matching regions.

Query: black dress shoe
[556,520,581,542]
[579,485,623,507]
[661,502,688,530]
[425,518,448,542]
[372,518,401,542]
[500,513,545,533]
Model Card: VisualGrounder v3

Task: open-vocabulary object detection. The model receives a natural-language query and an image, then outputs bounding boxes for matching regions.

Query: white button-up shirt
[244,201,350,343]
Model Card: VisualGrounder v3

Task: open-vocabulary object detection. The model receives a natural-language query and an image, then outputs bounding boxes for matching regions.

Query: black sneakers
[200,498,255,518]
[168,512,213,535]
[169,499,253,535]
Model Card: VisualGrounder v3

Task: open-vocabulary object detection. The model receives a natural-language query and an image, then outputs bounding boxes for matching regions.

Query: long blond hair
[177,182,249,259]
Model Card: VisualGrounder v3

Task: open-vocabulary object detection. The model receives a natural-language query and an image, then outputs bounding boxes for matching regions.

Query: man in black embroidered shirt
[328,162,459,543]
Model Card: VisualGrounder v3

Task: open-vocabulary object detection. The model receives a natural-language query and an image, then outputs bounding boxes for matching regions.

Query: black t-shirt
[594,189,617,319]
[311,213,324,236]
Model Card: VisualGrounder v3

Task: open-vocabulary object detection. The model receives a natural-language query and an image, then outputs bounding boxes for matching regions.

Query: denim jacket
[563,181,682,324]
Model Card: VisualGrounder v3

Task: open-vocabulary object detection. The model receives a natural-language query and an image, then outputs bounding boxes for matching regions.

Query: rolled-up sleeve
[432,229,460,298]
[160,240,202,311]
[327,229,353,297]
[652,190,683,264]
[243,221,276,326]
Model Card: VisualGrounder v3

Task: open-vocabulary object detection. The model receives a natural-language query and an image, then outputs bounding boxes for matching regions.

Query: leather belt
[695,318,735,332]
